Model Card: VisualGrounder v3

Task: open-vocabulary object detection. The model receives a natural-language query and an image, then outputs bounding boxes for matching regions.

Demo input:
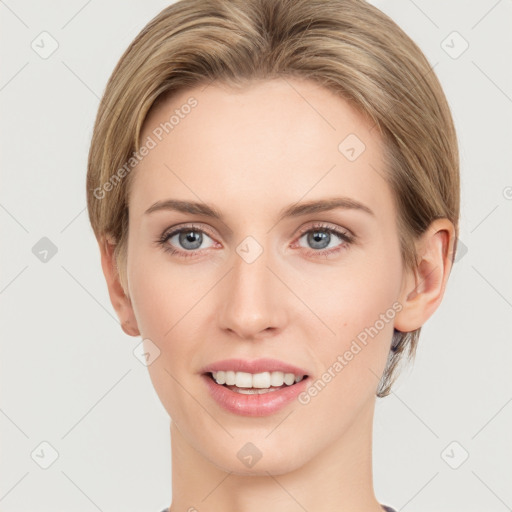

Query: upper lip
[200,358,309,376]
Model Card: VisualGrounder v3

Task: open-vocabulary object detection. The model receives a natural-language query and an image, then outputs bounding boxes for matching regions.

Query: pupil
[180,230,202,249]
[309,231,329,249]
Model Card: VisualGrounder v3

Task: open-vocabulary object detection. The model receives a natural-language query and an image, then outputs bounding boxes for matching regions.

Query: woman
[86,0,459,510]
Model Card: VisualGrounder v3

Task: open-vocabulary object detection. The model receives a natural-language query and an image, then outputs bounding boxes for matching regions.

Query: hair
[86,0,460,397]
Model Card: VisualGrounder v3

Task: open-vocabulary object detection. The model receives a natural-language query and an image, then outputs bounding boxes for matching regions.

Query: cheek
[310,248,402,391]
[320,250,402,338]
[299,290,398,427]
[127,242,202,339]
[127,245,216,409]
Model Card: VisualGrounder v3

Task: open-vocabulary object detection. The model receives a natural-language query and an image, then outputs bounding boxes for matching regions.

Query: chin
[199,434,314,477]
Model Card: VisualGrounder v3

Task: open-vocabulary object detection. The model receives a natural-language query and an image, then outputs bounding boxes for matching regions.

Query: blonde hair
[86,0,460,397]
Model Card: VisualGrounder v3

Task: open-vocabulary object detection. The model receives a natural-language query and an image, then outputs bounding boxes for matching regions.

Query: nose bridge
[219,236,283,338]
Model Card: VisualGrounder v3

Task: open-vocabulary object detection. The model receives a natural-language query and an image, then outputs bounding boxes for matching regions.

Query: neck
[168,398,383,512]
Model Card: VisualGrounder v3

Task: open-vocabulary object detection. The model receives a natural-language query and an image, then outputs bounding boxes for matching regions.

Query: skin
[99,78,455,512]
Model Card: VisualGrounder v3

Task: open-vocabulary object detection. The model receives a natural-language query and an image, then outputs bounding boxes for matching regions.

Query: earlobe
[98,235,140,337]
[394,219,455,333]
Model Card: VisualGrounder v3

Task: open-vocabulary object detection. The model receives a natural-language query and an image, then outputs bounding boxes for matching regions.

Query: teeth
[211,370,306,388]
[235,371,253,388]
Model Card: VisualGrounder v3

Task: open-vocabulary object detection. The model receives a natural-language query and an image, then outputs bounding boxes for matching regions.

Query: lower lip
[201,374,309,417]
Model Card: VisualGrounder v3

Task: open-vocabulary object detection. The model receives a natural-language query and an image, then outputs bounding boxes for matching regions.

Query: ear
[394,218,456,332]
[98,235,140,337]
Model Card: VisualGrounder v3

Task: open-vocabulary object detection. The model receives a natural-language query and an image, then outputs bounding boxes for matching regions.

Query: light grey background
[1,1,511,511]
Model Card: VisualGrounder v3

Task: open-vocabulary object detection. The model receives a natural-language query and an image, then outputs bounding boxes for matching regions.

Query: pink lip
[201,373,309,417]
[199,358,309,376]
[199,358,310,417]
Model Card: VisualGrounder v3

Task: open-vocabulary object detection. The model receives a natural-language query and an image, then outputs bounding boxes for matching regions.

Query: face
[124,78,408,474]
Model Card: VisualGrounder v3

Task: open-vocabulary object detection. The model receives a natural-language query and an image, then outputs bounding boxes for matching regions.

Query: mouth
[204,370,309,394]
[199,358,311,416]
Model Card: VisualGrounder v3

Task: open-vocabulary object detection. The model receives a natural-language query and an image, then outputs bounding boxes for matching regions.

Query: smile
[202,371,310,416]
[210,370,305,392]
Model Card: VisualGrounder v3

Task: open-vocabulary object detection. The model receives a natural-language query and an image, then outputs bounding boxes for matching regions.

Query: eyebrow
[144,197,374,220]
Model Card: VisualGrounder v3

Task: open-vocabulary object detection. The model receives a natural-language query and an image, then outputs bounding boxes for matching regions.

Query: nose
[217,242,286,340]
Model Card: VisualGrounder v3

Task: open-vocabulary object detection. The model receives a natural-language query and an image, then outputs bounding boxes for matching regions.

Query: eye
[157,224,217,258]
[156,222,355,259]
[294,223,354,256]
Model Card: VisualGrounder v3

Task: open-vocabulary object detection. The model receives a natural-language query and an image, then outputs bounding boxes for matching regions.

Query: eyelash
[156,222,355,259]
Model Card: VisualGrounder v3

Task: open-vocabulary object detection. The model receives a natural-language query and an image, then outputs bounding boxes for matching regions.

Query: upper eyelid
[162,222,349,238]
[296,222,352,236]
[162,223,215,238]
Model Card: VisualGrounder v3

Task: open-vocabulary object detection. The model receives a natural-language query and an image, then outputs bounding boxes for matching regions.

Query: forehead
[130,78,391,220]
